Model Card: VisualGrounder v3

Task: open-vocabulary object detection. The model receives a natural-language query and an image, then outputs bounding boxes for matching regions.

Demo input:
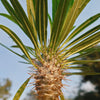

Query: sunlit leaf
[63,31,100,58]
[58,0,90,49]
[13,77,31,100]
[50,0,74,50]
[35,0,48,48]
[68,13,100,41]
[26,0,37,40]
[0,25,36,66]
[68,46,100,61]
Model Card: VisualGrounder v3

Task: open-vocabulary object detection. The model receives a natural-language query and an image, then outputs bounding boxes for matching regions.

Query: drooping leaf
[10,0,39,49]
[1,0,39,50]
[11,45,36,57]
[0,25,36,66]
[0,43,30,62]
[0,13,17,24]
[13,77,31,100]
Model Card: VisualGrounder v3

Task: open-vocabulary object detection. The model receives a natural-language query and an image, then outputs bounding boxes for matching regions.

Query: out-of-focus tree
[0,78,12,100]
[23,90,37,100]
[74,46,100,100]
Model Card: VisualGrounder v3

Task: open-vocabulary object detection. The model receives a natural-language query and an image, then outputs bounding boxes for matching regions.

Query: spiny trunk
[33,55,64,100]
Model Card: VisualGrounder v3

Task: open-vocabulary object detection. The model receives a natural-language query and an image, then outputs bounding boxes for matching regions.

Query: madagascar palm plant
[0,0,100,100]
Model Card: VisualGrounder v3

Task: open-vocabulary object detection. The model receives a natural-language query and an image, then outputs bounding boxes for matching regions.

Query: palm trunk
[34,57,63,100]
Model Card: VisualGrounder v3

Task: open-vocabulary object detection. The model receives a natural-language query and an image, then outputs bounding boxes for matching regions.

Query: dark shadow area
[74,46,100,100]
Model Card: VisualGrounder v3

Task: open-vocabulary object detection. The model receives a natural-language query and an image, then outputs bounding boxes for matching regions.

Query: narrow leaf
[68,46,100,61]
[63,31,100,58]
[0,43,30,62]
[0,13,17,24]
[11,45,36,56]
[13,77,31,100]
[52,0,60,21]
[70,59,100,64]
[68,13,100,41]
[10,0,39,50]
[60,25,100,53]
[48,14,52,35]
[61,14,100,49]
[58,0,90,49]
[26,0,37,40]
[35,0,48,48]
[0,25,36,66]
[64,72,100,76]
[50,0,74,50]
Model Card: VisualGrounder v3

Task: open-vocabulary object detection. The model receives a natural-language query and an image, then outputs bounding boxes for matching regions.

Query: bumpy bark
[33,55,64,100]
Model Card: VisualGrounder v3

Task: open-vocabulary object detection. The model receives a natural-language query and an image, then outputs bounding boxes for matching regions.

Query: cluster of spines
[30,52,68,100]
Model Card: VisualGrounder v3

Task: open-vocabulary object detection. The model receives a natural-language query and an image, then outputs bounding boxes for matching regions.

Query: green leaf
[26,0,37,40]
[68,13,100,41]
[64,72,100,76]
[50,0,74,50]
[68,46,100,61]
[69,59,100,64]
[0,0,25,34]
[13,77,31,100]
[27,0,36,22]
[52,0,60,21]
[69,25,100,47]
[68,66,87,70]
[11,45,36,57]
[60,13,100,49]
[0,13,17,24]
[48,14,52,36]
[10,0,39,50]
[0,43,30,62]
[58,0,90,49]
[1,0,39,50]
[63,31,100,58]
[60,25,100,53]
[18,61,31,64]
[35,0,48,48]
[60,93,65,100]
[1,0,16,17]
[0,25,35,66]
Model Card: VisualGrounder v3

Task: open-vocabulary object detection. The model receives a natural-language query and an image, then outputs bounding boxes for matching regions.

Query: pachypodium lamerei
[0,0,100,100]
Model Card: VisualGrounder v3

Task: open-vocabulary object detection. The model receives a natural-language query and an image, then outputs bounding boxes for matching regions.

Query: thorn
[63,84,69,87]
